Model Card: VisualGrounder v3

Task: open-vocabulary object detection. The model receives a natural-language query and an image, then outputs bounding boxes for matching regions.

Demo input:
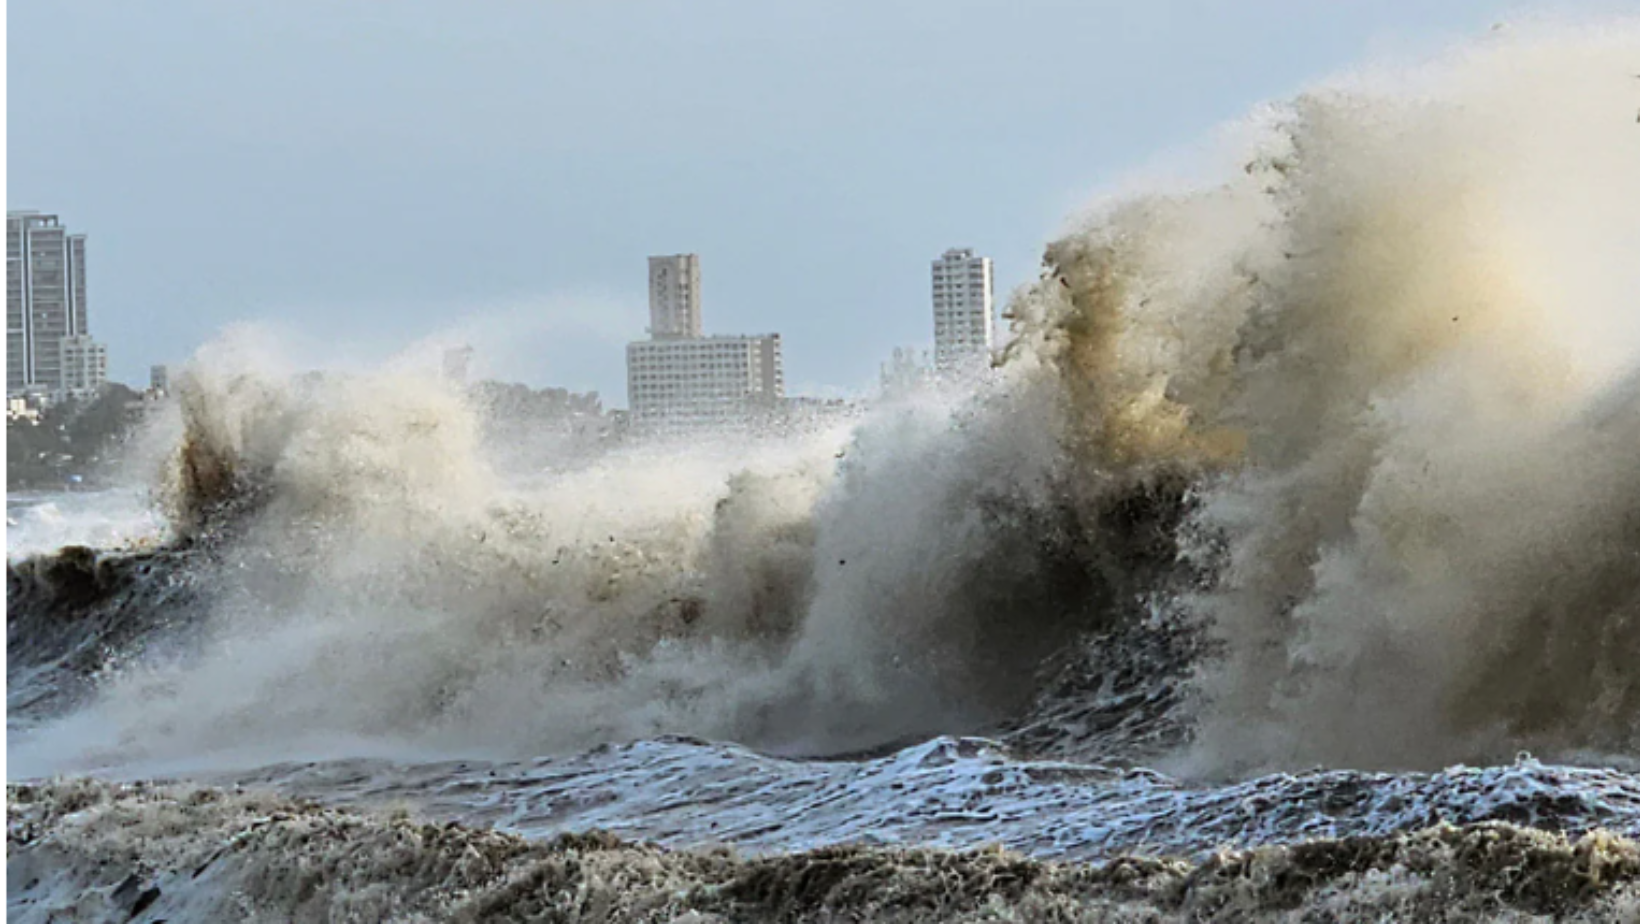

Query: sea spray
[11,19,1640,785]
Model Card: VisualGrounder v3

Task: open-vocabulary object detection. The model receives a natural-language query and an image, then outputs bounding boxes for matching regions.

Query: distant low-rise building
[627,333,783,433]
[6,396,41,424]
[57,335,108,402]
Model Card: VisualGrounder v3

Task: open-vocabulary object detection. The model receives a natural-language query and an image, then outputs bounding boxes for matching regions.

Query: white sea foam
[6,489,169,560]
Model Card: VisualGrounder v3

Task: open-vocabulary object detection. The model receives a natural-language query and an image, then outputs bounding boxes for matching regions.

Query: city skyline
[9,1,1557,406]
[5,208,970,411]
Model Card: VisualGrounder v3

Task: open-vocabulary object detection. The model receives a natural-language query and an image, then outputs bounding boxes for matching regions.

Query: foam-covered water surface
[183,738,1640,862]
[15,778,1640,922]
[6,489,169,561]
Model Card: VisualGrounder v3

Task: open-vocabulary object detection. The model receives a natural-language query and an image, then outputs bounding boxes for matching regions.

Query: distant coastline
[5,384,150,491]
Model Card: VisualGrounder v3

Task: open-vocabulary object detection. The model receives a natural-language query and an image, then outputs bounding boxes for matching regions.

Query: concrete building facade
[626,253,783,433]
[57,335,108,402]
[8,211,92,398]
[647,254,703,339]
[627,334,783,432]
[931,247,994,374]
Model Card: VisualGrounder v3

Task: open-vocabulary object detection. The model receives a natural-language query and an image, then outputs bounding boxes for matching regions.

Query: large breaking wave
[11,21,1640,789]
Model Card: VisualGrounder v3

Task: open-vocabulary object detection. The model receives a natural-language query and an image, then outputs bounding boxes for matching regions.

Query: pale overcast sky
[8,1,1604,406]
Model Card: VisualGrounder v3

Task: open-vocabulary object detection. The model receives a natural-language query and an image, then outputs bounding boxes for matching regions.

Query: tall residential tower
[647,254,703,339]
[931,247,994,374]
[8,211,100,399]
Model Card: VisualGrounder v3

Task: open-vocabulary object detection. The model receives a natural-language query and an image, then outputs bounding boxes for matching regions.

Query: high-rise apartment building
[8,211,96,399]
[626,254,784,433]
[931,248,994,373]
[648,254,702,339]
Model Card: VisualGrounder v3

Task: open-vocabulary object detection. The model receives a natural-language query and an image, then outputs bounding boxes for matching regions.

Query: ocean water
[6,488,168,560]
[11,20,1640,922]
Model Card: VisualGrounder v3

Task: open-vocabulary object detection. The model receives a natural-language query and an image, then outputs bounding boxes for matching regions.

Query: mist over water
[19,333,1100,774]
[1172,22,1640,773]
[13,20,1640,787]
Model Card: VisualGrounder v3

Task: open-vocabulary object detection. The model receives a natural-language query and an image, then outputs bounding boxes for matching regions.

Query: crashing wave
[9,19,1640,790]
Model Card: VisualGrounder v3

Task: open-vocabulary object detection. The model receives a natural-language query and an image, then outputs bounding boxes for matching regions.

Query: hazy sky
[8,1,1598,406]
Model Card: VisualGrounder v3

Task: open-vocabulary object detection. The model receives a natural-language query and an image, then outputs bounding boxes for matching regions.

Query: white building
[7,396,41,424]
[931,247,994,374]
[57,335,108,402]
[626,253,784,434]
[627,334,783,433]
[8,211,91,398]
[648,254,702,339]
[150,364,170,395]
